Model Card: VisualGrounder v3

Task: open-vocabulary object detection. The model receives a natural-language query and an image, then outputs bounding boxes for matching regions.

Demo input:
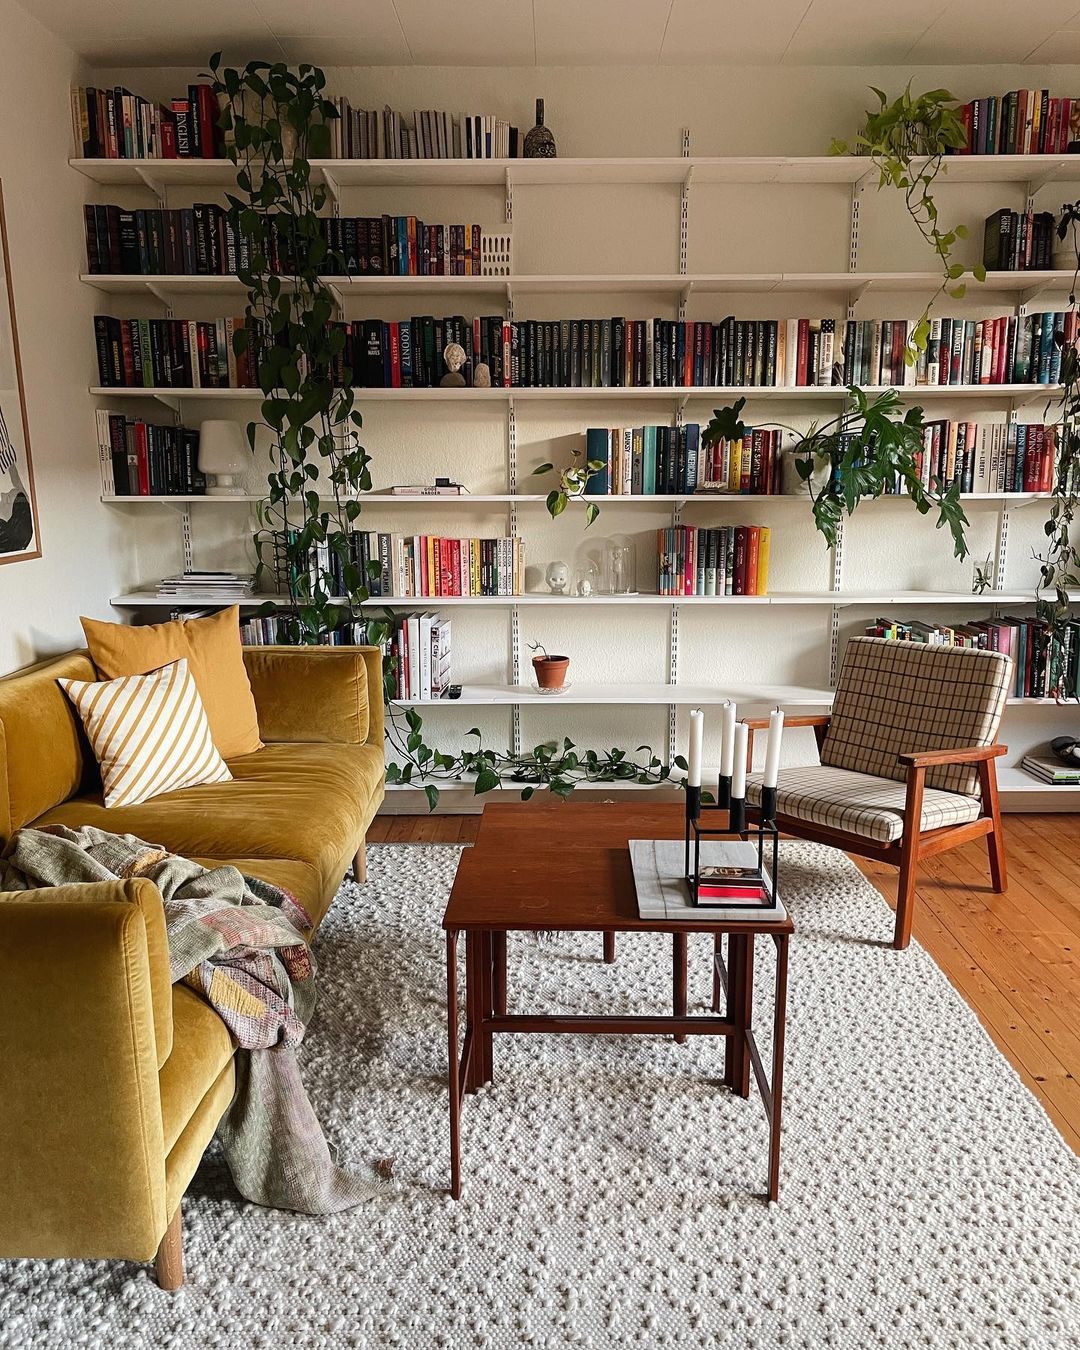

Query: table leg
[736,934,755,1100]
[464,933,481,1095]
[603,931,616,964]
[672,931,688,1044]
[476,930,493,1087]
[723,935,741,1090]
[712,933,723,1013]
[446,930,461,1199]
[768,933,790,1203]
[493,930,507,1016]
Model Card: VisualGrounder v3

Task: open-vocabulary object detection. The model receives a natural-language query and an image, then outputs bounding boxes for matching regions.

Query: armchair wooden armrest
[898,743,1006,769]
[743,713,832,762]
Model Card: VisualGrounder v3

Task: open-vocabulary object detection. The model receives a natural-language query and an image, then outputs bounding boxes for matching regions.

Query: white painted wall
[0,0,143,672]
[10,47,1080,793]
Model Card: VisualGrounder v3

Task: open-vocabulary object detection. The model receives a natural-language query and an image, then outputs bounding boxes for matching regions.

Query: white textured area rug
[3,842,1080,1349]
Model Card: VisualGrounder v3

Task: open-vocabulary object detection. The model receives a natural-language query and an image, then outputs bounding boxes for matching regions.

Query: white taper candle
[687,708,704,788]
[720,701,736,778]
[732,722,748,799]
[763,707,785,789]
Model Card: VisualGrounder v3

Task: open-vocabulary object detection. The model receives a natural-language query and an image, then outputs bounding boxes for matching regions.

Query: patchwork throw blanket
[0,824,386,1214]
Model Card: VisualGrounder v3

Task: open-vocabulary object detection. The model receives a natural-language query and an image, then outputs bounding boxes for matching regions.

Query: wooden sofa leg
[155,1207,183,1291]
[352,843,367,884]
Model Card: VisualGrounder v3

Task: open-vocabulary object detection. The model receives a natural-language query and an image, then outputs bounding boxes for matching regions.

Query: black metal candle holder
[683,777,779,910]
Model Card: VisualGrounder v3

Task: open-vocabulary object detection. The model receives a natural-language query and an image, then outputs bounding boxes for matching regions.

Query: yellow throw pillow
[59,659,232,808]
[81,605,262,760]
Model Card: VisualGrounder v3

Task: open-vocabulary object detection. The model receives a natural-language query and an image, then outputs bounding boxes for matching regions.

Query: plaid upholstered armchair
[744,636,1013,950]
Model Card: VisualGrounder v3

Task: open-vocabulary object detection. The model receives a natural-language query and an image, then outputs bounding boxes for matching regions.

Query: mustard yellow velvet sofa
[0,645,385,1289]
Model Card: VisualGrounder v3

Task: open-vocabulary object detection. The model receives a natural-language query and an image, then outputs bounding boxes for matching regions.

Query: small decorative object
[545,560,570,594]
[781,446,831,497]
[447,685,462,700]
[1053,202,1080,270]
[440,342,467,388]
[601,534,636,595]
[0,183,39,564]
[472,362,491,388]
[972,555,994,595]
[573,560,599,597]
[1051,736,1080,766]
[198,419,251,496]
[529,641,569,691]
[683,704,784,909]
[524,98,556,159]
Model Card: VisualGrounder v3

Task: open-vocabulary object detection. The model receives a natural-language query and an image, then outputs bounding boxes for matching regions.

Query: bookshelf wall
[77,148,1080,811]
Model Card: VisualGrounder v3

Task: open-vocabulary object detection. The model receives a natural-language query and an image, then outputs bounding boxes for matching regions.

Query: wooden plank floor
[368,811,1080,1154]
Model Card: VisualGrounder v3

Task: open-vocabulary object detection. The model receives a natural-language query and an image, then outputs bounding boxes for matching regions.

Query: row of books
[583,425,703,496]
[865,615,1077,700]
[657,526,771,597]
[389,614,453,701]
[982,209,1057,272]
[330,100,523,160]
[330,534,525,599]
[94,315,259,390]
[72,83,220,160]
[84,205,490,280]
[239,615,376,647]
[954,91,1078,156]
[698,430,784,496]
[914,421,1058,496]
[845,313,1076,388]
[95,412,204,497]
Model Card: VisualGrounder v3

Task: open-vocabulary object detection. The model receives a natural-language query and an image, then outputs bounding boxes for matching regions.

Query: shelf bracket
[322,168,342,210]
[134,165,167,205]
[848,279,871,308]
[154,392,181,414]
[1025,169,1059,201]
[327,282,345,316]
[180,506,193,572]
[146,280,173,308]
[504,168,514,226]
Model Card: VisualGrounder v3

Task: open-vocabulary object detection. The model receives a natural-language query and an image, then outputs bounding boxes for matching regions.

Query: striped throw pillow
[59,658,232,808]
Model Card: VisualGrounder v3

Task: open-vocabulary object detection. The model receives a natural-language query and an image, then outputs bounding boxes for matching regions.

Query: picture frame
[0,181,40,565]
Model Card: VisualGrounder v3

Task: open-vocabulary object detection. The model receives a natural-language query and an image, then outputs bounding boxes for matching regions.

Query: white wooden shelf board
[99,490,1056,507]
[70,154,1080,190]
[391,681,834,707]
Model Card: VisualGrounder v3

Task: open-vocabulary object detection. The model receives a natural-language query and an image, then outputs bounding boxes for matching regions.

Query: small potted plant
[529,641,570,691]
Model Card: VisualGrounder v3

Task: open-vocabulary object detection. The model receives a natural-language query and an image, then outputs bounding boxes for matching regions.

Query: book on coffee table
[630,839,786,923]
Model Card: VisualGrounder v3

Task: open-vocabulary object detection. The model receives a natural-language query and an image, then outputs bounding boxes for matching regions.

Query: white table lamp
[198,420,250,496]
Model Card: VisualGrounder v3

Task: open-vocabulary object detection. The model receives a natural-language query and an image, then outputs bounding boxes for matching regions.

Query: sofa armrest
[243,645,384,748]
[0,880,168,1260]
[898,743,1007,768]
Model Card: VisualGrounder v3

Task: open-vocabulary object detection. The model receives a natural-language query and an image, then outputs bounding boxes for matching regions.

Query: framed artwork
[0,181,39,565]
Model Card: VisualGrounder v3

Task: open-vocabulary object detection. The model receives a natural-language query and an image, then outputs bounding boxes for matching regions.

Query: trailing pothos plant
[211,53,694,806]
[1034,202,1080,698]
[703,388,969,558]
[831,85,985,360]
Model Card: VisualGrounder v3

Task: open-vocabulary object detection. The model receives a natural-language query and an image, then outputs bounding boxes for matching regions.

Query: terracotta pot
[532,655,569,689]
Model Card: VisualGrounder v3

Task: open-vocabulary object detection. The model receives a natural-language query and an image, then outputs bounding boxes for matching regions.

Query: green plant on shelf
[830,85,985,359]
[703,387,969,558]
[1034,201,1080,698]
[210,51,695,805]
[531,449,606,524]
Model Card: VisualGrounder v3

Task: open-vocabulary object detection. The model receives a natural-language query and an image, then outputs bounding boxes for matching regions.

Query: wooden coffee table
[442,802,794,1202]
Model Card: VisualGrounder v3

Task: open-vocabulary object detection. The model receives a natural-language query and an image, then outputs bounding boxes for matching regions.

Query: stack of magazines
[154,571,255,603]
[1020,752,1080,785]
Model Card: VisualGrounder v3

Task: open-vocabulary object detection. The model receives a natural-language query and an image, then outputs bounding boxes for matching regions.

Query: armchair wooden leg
[978,759,1008,894]
[154,1207,183,1291]
[352,843,367,884]
[894,766,926,951]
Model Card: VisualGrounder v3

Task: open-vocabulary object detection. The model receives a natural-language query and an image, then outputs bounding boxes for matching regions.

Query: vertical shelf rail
[668,129,692,762]
[507,393,522,755]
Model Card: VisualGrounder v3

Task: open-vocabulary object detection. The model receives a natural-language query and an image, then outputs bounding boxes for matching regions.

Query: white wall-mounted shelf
[99,490,1055,507]
[110,588,1075,610]
[70,153,1080,191]
[80,269,1080,301]
[90,383,1064,405]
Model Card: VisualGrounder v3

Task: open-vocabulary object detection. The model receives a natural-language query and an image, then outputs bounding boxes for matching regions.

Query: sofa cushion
[747,766,981,844]
[82,607,262,760]
[158,984,235,1158]
[32,741,384,906]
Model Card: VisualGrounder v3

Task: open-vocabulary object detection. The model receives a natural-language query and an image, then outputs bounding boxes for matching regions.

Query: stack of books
[657,525,770,597]
[389,615,453,700]
[983,209,1057,271]
[240,615,376,647]
[328,100,523,159]
[866,615,1080,700]
[71,83,221,159]
[154,572,255,603]
[1020,753,1080,785]
[95,412,204,496]
[954,91,1077,155]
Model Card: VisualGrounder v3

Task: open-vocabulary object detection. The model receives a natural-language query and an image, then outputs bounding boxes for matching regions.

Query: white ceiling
[16,0,1080,69]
